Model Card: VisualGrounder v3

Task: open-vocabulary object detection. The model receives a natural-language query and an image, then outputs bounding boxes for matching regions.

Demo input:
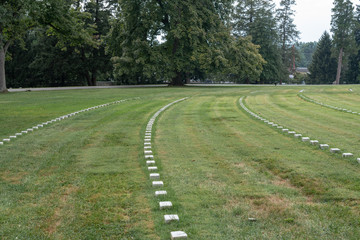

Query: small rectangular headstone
[22,131,28,133]
[152,181,164,187]
[150,173,160,179]
[294,134,302,138]
[145,133,151,136]
[342,153,353,157]
[288,131,296,134]
[272,124,278,127]
[145,155,154,159]
[148,166,158,171]
[27,129,33,132]
[164,214,179,223]
[310,140,319,145]
[15,133,22,136]
[170,231,187,239]
[10,136,16,139]
[319,144,329,149]
[144,139,151,142]
[330,148,341,153]
[144,146,152,149]
[302,137,310,142]
[155,190,167,196]
[144,150,153,154]
[277,126,283,129]
[0,142,3,145]
[159,201,173,210]
[145,136,151,139]
[3,139,10,142]
[144,142,151,146]
[282,129,289,132]
[146,161,156,165]
[357,158,360,164]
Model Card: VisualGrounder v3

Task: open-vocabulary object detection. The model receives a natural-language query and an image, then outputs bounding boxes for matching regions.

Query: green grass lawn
[1,86,360,239]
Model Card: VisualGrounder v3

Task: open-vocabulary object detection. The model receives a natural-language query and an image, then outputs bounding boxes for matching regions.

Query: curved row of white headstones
[298,93,360,116]
[144,98,188,240]
[239,97,360,164]
[0,98,139,146]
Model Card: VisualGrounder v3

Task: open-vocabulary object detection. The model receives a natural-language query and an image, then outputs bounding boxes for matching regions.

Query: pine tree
[233,0,284,83]
[308,32,337,84]
[331,0,354,84]
[276,0,299,83]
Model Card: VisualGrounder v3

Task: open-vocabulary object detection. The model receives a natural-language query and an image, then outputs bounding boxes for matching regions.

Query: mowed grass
[1,85,360,239]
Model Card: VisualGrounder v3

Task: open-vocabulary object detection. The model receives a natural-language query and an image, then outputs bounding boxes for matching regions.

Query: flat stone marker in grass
[319,144,329,149]
[150,173,160,179]
[288,131,296,134]
[10,136,16,139]
[164,214,179,223]
[144,139,151,142]
[159,201,173,210]
[144,150,153,154]
[145,155,154,159]
[272,124,278,127]
[27,129,33,132]
[310,140,319,145]
[277,126,283,129]
[330,148,341,153]
[0,142,3,145]
[21,131,28,134]
[15,133,22,136]
[145,133,151,136]
[3,139,10,142]
[148,166,158,171]
[144,142,151,146]
[146,160,156,165]
[170,231,187,239]
[342,153,353,157]
[294,134,302,138]
[357,158,360,164]
[144,146,151,149]
[155,190,167,196]
[145,136,151,139]
[302,137,310,142]
[282,129,289,132]
[152,181,164,187]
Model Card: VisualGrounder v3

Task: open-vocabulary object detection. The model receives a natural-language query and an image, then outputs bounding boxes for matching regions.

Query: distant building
[296,67,310,74]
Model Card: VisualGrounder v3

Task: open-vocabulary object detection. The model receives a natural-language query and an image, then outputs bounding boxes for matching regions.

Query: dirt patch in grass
[249,195,292,219]
[46,185,79,235]
[1,170,28,184]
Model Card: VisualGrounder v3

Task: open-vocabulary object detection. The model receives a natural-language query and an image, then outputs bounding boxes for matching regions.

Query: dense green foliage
[308,32,337,84]
[295,41,317,67]
[4,0,360,88]
[276,0,299,82]
[233,0,285,83]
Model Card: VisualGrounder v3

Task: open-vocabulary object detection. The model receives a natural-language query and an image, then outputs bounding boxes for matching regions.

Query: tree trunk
[335,47,343,85]
[171,72,183,86]
[0,46,8,93]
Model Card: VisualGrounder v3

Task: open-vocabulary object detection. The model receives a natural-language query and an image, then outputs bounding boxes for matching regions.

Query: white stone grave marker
[146,161,156,165]
[145,155,154,159]
[310,140,319,145]
[170,231,187,239]
[155,190,167,196]
[302,137,310,142]
[164,214,179,223]
[152,181,164,187]
[319,144,329,149]
[330,148,341,153]
[150,173,160,179]
[148,166,158,171]
[159,201,173,210]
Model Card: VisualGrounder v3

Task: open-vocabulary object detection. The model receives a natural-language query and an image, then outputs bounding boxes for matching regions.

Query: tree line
[0,0,358,92]
[308,0,360,85]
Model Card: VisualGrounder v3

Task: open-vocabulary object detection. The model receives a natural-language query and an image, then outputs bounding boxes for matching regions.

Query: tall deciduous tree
[331,0,354,84]
[308,31,337,84]
[276,0,299,83]
[0,0,94,92]
[233,0,284,83]
[108,0,264,85]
